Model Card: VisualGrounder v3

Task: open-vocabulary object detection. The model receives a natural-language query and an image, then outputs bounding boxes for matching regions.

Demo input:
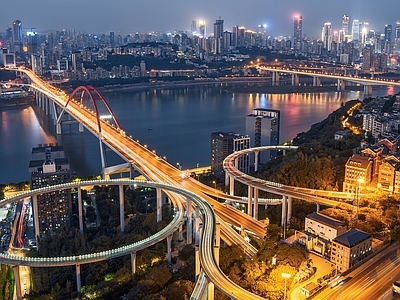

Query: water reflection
[1,84,399,183]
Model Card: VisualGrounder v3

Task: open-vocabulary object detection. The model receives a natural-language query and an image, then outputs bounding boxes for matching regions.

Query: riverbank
[0,96,34,110]
[93,78,365,95]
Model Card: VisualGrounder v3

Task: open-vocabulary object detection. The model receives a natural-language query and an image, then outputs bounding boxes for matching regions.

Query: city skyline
[1,0,399,38]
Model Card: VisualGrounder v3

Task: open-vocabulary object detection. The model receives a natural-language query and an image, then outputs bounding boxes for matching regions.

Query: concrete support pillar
[225,170,230,186]
[229,176,235,196]
[194,207,200,241]
[195,223,203,281]
[254,151,259,172]
[287,197,292,223]
[167,235,173,264]
[291,74,299,86]
[247,186,253,217]
[253,188,259,220]
[156,188,162,222]
[119,185,125,232]
[316,202,320,212]
[281,196,287,227]
[46,98,50,115]
[76,264,81,294]
[186,198,193,245]
[364,85,372,95]
[313,76,321,86]
[13,266,22,300]
[283,149,286,156]
[79,123,84,132]
[32,194,40,241]
[131,252,137,276]
[56,123,62,135]
[273,72,280,86]
[178,224,183,242]
[50,102,55,123]
[78,187,83,232]
[337,79,345,91]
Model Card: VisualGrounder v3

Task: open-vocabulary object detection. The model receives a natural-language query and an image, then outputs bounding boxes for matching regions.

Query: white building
[305,212,347,242]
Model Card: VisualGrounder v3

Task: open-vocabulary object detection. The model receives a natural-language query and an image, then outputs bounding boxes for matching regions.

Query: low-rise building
[302,212,347,256]
[330,229,372,272]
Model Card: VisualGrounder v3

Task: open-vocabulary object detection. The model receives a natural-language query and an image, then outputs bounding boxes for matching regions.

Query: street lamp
[281,272,291,300]
[212,180,216,189]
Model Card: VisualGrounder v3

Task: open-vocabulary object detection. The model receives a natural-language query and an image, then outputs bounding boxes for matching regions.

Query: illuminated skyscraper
[213,17,224,54]
[199,21,206,38]
[352,20,360,41]
[384,24,393,54]
[12,20,23,54]
[395,20,400,52]
[27,31,38,54]
[342,14,350,35]
[293,15,303,51]
[322,22,332,51]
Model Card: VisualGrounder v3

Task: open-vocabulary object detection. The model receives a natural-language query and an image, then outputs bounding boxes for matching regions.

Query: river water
[1,83,398,183]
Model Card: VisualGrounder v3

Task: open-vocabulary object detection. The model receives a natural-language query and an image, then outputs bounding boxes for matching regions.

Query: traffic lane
[324,244,399,300]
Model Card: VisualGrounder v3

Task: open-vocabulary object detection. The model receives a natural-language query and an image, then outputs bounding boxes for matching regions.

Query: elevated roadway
[256,66,400,87]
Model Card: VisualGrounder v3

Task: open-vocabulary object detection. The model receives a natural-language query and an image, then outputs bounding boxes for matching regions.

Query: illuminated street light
[212,180,216,189]
[281,272,291,300]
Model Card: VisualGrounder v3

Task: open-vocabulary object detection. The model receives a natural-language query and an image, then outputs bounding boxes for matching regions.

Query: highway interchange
[2,66,400,299]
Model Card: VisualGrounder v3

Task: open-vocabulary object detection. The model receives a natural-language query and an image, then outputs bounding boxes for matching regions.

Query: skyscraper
[213,17,224,54]
[27,31,38,54]
[384,24,393,54]
[246,108,280,164]
[110,31,115,46]
[322,22,332,51]
[191,20,197,35]
[293,15,303,51]
[211,132,250,181]
[12,20,23,54]
[199,21,206,38]
[29,144,71,236]
[342,14,350,35]
[352,20,360,41]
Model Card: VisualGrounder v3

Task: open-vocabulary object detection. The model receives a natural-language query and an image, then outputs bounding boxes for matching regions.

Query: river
[0,83,398,183]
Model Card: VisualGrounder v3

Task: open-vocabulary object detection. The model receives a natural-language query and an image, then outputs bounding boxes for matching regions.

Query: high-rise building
[213,17,224,54]
[342,14,350,35]
[12,20,23,54]
[385,24,393,42]
[110,31,115,47]
[199,21,206,38]
[211,132,250,181]
[322,22,332,51]
[293,15,303,51]
[395,20,400,52]
[191,20,197,35]
[246,108,280,164]
[352,20,360,41]
[29,144,71,236]
[27,31,38,54]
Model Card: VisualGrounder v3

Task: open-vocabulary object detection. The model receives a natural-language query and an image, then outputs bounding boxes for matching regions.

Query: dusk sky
[1,0,399,38]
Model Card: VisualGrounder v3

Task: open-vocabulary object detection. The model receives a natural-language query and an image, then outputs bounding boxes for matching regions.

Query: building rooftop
[346,154,371,169]
[306,212,346,229]
[333,229,371,247]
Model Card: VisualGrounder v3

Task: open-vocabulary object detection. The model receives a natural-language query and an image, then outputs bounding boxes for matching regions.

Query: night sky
[1,0,398,38]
